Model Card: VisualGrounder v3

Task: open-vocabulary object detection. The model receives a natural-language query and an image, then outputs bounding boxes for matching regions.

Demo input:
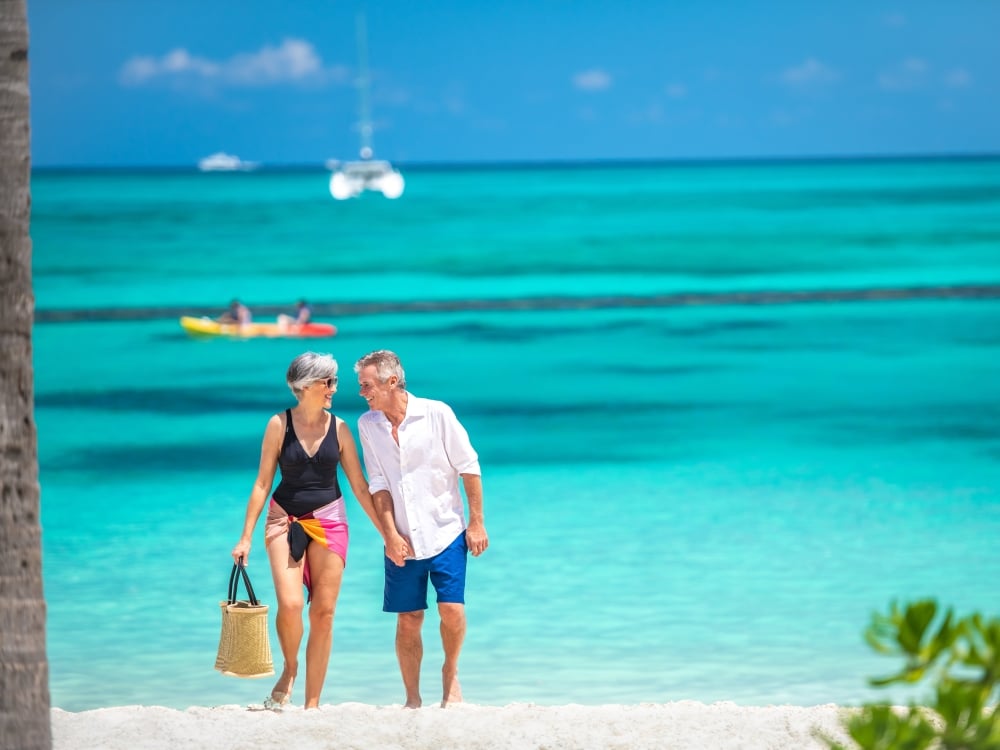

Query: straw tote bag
[215,559,275,679]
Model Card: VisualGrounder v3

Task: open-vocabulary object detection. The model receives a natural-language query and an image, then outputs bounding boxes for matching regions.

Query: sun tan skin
[232,376,381,709]
[358,364,488,708]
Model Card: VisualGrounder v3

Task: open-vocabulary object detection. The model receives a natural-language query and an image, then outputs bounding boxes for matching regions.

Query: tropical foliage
[825,600,1000,750]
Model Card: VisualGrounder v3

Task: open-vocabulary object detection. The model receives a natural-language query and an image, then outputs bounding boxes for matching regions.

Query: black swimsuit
[272,408,342,518]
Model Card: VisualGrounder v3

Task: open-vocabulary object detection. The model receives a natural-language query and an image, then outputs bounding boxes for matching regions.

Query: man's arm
[372,488,410,566]
[358,419,410,566]
[461,473,488,557]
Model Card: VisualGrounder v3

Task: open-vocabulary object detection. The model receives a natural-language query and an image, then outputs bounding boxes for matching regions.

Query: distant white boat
[327,13,404,200]
[198,152,259,172]
[330,158,404,200]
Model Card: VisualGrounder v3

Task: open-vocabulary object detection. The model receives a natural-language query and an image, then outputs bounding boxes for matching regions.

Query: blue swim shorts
[383,531,468,613]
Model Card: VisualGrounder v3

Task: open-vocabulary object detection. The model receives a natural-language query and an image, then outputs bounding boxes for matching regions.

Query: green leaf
[898,601,937,654]
[845,705,936,750]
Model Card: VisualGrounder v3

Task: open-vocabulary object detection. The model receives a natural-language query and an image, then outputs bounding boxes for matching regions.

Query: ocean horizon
[32,155,1000,712]
[31,149,1000,173]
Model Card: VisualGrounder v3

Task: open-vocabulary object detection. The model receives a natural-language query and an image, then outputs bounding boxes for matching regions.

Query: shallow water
[33,158,1000,710]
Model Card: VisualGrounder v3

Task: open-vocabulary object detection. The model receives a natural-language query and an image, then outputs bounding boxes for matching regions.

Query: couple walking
[230,349,488,710]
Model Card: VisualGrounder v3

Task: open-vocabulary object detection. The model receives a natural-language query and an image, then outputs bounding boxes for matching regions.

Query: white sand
[51,701,855,749]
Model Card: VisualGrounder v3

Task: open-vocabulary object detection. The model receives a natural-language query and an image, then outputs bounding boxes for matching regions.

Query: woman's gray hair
[353,349,406,390]
[286,351,338,398]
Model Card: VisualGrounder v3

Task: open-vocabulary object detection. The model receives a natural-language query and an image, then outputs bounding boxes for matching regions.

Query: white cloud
[226,39,322,84]
[878,57,929,90]
[781,58,839,87]
[119,38,347,88]
[120,49,219,84]
[572,69,612,92]
[944,68,972,89]
[119,57,158,84]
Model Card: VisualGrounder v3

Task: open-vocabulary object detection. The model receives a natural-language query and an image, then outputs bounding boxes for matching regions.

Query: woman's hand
[231,538,251,565]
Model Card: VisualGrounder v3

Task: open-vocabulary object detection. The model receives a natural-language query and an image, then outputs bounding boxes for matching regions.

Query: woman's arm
[231,413,283,564]
[336,418,383,538]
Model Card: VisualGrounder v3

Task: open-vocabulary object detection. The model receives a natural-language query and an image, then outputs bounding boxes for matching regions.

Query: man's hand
[466,523,489,557]
[385,532,411,567]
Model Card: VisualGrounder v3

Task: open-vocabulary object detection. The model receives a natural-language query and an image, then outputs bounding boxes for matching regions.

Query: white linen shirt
[357,393,481,560]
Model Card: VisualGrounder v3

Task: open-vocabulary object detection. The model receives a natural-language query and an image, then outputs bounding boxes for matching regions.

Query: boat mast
[355,11,374,161]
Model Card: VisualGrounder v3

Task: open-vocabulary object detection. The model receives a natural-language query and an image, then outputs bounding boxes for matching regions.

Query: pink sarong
[265,496,348,600]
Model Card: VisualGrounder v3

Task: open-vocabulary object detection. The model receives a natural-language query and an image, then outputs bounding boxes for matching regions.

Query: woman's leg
[266,532,305,702]
[302,544,345,709]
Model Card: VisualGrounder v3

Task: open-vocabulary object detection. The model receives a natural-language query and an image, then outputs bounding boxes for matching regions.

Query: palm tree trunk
[0,1,51,748]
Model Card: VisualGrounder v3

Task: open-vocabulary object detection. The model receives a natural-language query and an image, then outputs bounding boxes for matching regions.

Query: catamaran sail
[328,13,404,200]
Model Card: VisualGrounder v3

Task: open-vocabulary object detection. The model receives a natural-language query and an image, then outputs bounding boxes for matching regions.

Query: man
[354,349,488,708]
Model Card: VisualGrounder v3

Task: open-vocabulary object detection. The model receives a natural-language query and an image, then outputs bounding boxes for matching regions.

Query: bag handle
[227,557,260,606]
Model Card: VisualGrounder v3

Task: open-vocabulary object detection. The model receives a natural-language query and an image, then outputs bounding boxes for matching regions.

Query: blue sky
[28,1,1000,168]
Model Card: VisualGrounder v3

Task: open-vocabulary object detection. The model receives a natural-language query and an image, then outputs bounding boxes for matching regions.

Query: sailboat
[328,13,404,200]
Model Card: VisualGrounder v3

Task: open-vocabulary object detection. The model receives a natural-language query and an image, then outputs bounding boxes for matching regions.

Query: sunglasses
[315,376,338,388]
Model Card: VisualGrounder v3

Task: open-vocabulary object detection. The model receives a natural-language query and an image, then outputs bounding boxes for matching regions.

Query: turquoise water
[32,158,1000,711]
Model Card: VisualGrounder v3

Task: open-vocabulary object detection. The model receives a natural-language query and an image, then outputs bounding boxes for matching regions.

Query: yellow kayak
[179,316,337,338]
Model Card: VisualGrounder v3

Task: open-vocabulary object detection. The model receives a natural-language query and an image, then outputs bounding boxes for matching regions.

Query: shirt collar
[374,392,425,427]
[403,393,426,420]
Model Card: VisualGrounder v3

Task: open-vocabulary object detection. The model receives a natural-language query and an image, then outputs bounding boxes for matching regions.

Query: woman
[231,352,381,710]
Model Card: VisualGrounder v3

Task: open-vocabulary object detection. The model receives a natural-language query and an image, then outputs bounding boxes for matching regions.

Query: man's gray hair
[353,349,406,389]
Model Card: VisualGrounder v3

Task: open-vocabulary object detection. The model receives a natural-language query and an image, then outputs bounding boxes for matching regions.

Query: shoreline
[52,701,855,749]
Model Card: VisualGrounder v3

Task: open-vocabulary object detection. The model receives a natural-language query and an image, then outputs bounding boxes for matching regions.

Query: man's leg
[438,602,466,706]
[385,549,431,708]
[428,533,469,707]
[396,610,425,708]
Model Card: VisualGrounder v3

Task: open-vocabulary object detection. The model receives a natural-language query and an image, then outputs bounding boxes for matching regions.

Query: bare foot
[268,666,296,706]
[441,671,463,708]
[404,697,422,709]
